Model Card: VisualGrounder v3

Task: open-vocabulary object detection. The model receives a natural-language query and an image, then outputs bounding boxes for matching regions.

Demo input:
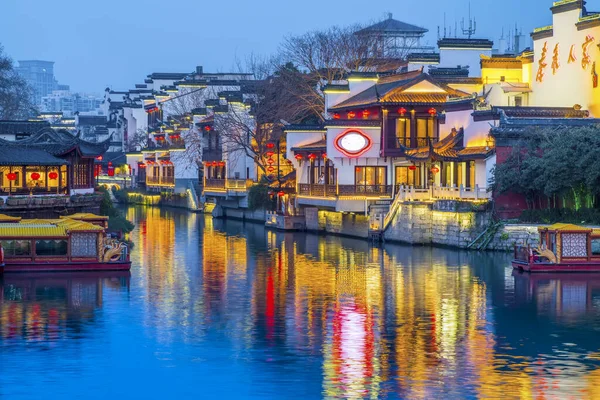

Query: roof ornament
[388,12,393,20]
[498,108,509,125]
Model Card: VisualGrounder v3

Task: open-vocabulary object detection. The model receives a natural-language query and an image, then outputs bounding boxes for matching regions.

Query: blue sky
[0,0,578,93]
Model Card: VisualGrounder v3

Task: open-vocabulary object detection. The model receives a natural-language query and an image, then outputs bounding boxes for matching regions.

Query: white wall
[439,48,492,77]
[530,7,600,115]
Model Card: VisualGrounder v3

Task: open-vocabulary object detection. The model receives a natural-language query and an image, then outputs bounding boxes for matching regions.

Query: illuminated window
[395,166,421,187]
[395,118,411,147]
[355,166,386,186]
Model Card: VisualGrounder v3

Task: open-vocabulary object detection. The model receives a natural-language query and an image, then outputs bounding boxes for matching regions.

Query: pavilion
[0,127,110,196]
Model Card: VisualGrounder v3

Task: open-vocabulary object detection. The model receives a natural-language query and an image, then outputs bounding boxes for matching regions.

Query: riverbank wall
[298,202,540,251]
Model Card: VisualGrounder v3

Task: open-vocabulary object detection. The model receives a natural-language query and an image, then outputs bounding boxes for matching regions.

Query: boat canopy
[538,223,592,233]
[0,218,104,238]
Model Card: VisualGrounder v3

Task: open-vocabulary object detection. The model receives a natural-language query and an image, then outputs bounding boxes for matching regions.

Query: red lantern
[212,161,218,167]
[267,166,275,172]
[267,158,275,165]
[6,172,17,181]
[347,111,356,119]
[398,107,407,116]
[108,165,114,177]
[428,108,437,116]
[333,113,341,120]
[431,166,440,174]
[362,109,370,118]
[204,125,211,131]
[308,153,317,160]
[96,155,103,161]
[48,172,58,180]
[266,151,275,157]
[30,172,40,181]
[266,142,275,149]
[408,165,417,171]
[294,154,303,161]
[277,191,285,197]
[218,161,225,167]
[322,153,327,159]
[139,163,146,169]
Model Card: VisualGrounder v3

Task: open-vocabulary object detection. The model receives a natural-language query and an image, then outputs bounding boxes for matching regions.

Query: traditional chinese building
[0,126,109,197]
[286,70,495,214]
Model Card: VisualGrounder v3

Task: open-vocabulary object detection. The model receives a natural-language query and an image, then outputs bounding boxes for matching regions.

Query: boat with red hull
[0,213,131,273]
[512,223,600,273]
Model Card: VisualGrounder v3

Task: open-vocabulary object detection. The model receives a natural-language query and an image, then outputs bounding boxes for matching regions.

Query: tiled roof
[77,116,107,126]
[0,120,50,136]
[356,16,428,35]
[0,146,68,166]
[401,129,490,162]
[438,38,493,49]
[0,127,110,158]
[407,53,440,63]
[490,114,600,137]
[474,106,590,121]
[291,139,326,152]
[480,55,523,69]
[429,66,469,77]
[324,120,381,128]
[284,124,326,132]
[329,72,471,111]
[147,72,189,80]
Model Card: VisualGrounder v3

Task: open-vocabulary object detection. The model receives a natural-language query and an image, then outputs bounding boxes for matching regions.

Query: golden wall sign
[568,44,577,63]
[536,42,548,82]
[582,35,595,70]
[552,44,560,74]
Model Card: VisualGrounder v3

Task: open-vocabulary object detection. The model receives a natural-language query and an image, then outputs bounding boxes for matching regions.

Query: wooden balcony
[298,184,393,197]
[146,176,175,186]
[394,184,490,201]
[204,179,252,196]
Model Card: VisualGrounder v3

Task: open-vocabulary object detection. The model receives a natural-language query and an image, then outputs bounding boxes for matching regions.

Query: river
[1,206,600,399]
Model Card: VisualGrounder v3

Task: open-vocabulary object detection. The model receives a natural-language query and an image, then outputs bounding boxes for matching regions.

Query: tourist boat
[0,213,131,273]
[512,223,600,273]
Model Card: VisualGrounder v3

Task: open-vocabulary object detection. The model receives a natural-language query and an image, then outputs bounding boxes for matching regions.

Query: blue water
[2,206,600,399]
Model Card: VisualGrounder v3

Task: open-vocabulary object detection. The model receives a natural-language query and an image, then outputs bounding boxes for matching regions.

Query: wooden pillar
[44,166,48,192]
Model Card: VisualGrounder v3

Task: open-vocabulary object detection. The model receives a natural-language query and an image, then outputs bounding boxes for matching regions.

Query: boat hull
[512,260,600,273]
[1,261,131,273]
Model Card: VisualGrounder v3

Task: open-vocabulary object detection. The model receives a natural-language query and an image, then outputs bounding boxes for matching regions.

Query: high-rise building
[16,60,58,105]
[41,90,103,116]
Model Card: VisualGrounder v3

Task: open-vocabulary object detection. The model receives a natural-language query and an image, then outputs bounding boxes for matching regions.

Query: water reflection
[1,272,130,342]
[2,207,600,399]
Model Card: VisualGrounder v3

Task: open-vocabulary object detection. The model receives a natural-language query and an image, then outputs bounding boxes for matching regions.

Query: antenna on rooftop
[461,1,477,38]
[443,13,447,38]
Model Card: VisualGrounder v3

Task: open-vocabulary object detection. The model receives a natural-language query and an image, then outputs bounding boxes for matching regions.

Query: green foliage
[248,184,275,210]
[97,187,134,233]
[493,125,600,210]
[519,208,600,224]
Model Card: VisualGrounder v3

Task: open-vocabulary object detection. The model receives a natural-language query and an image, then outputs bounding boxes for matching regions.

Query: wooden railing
[146,176,175,186]
[298,184,392,197]
[393,184,490,201]
[204,179,252,190]
[298,184,337,196]
[205,179,226,189]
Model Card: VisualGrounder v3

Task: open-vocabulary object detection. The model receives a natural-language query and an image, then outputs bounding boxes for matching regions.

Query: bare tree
[279,24,403,121]
[162,87,207,117]
[127,128,148,152]
[0,44,37,119]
